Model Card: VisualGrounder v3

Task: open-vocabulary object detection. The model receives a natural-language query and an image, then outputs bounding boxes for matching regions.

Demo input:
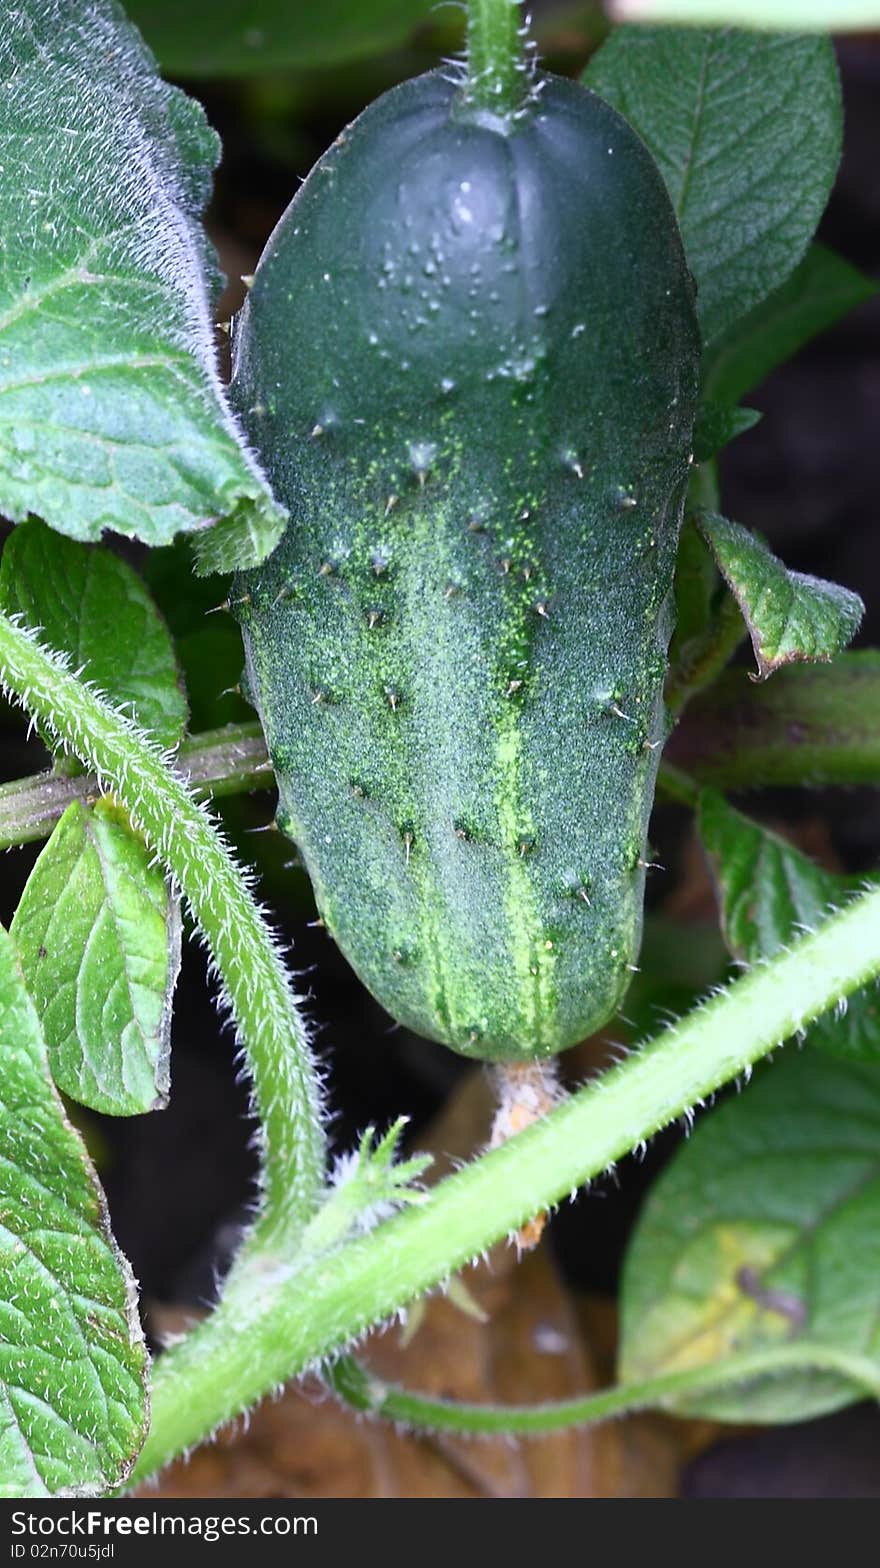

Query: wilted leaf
[620,1050,880,1422]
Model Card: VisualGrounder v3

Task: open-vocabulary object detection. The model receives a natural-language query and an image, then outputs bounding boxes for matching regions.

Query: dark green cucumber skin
[234,69,699,1062]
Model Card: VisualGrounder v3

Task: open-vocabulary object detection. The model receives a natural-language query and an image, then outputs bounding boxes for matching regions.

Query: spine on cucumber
[233,61,700,1061]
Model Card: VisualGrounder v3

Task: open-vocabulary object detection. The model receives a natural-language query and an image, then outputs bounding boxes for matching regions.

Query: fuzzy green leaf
[699,788,880,1061]
[703,244,878,407]
[0,924,147,1495]
[620,1049,880,1421]
[189,503,285,576]
[697,511,863,678]
[585,28,842,345]
[0,522,187,746]
[11,798,180,1116]
[612,1,880,28]
[126,0,439,76]
[0,0,284,557]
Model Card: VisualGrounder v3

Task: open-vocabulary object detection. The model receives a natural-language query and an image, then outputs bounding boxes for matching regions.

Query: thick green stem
[0,721,272,850]
[328,1343,880,1435]
[656,761,700,809]
[687,458,720,513]
[668,651,880,789]
[665,591,746,715]
[464,0,529,113]
[0,614,325,1248]
[134,880,880,1480]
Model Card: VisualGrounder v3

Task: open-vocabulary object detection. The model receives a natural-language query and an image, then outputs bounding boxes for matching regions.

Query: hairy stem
[0,614,325,1247]
[464,0,529,113]
[327,1343,880,1435]
[0,721,272,850]
[134,880,880,1480]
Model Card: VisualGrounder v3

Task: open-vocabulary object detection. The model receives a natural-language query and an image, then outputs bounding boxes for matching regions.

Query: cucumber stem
[134,876,880,1478]
[328,1341,880,1436]
[0,613,326,1251]
[465,0,530,113]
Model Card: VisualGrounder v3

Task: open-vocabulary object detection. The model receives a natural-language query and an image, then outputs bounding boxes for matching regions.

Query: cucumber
[233,67,700,1061]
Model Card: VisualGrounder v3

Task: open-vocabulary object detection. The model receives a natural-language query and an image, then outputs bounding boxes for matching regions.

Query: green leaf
[699,788,880,1061]
[612,1,880,28]
[0,924,147,1495]
[620,1049,880,1421]
[11,798,181,1116]
[703,244,878,407]
[0,522,187,747]
[143,539,252,731]
[126,0,442,77]
[697,511,863,678]
[189,503,286,576]
[585,28,842,345]
[693,401,761,462]
[0,0,284,556]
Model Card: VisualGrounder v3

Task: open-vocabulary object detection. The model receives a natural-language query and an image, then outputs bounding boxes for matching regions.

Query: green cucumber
[233,65,700,1061]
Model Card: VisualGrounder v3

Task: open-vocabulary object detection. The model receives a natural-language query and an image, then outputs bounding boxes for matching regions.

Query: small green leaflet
[703,244,878,407]
[0,522,187,747]
[0,0,285,562]
[585,28,842,346]
[700,789,880,1061]
[692,402,761,463]
[697,512,863,679]
[12,799,180,1116]
[612,1,880,28]
[190,504,286,576]
[301,1119,431,1257]
[126,0,441,77]
[620,1050,880,1422]
[0,925,147,1496]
